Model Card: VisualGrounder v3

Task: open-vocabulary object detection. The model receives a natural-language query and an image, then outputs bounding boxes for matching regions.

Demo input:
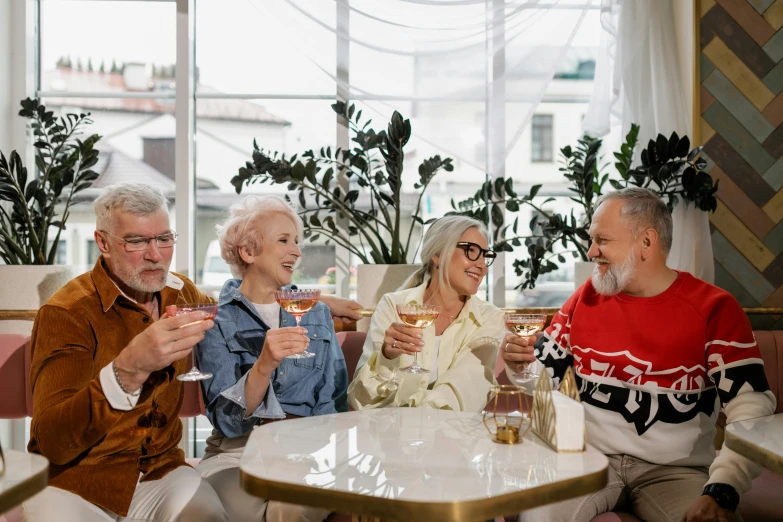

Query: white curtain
[583,0,714,283]
[248,0,594,180]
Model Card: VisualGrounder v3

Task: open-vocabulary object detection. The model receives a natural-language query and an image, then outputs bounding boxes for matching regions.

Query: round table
[0,449,49,514]
[239,408,608,521]
[725,413,783,476]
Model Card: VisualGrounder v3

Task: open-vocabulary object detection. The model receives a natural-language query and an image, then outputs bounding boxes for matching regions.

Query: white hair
[93,183,169,233]
[216,195,304,277]
[595,187,673,255]
[400,215,488,291]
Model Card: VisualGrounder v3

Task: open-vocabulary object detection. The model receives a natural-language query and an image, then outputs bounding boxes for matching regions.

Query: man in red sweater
[503,187,775,522]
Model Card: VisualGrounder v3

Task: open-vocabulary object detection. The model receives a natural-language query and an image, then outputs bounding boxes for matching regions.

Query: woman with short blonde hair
[196,194,346,522]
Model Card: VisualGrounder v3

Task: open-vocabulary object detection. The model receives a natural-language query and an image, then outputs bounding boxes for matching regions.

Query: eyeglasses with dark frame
[100,231,178,252]
[456,242,496,266]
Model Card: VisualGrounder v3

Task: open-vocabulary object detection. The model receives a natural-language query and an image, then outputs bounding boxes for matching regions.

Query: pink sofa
[4,331,781,521]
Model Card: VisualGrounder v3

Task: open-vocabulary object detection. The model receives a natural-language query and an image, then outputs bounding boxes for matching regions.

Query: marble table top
[0,449,48,514]
[239,408,608,521]
[725,413,783,476]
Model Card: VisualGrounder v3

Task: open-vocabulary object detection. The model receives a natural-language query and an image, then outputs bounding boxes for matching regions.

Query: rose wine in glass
[505,313,546,383]
[274,289,321,359]
[168,303,218,382]
[396,303,441,374]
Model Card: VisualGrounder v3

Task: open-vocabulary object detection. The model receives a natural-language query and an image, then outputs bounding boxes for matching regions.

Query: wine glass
[396,303,441,374]
[274,289,321,359]
[504,313,546,383]
[168,303,218,382]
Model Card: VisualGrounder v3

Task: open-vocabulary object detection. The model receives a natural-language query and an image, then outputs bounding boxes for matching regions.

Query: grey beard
[118,264,168,294]
[591,249,636,296]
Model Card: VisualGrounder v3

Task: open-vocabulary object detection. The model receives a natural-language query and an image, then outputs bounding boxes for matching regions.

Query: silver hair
[93,183,169,232]
[595,187,673,255]
[216,195,304,277]
[400,215,489,291]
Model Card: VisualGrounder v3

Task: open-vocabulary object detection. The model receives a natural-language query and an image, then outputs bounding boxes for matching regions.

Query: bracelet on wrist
[112,360,142,397]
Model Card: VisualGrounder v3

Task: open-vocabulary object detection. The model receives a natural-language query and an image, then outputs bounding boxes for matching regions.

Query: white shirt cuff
[99,362,141,411]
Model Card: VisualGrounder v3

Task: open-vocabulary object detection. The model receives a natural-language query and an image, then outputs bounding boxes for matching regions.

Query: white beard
[591,247,637,296]
[115,262,169,293]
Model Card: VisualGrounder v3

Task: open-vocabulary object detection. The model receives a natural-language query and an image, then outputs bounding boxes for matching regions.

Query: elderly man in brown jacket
[23,183,228,521]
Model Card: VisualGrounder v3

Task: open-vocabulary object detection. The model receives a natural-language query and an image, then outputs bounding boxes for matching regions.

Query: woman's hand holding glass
[381,322,425,360]
[255,327,311,373]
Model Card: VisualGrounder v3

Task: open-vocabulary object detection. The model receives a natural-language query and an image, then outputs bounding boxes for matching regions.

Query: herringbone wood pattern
[700,0,783,328]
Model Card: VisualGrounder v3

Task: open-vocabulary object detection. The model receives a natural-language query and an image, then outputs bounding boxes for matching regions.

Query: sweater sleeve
[532,287,580,390]
[703,293,775,493]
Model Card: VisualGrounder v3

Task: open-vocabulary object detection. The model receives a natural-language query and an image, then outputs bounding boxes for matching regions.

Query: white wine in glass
[396,303,441,374]
[168,303,218,382]
[504,313,546,383]
[274,289,321,359]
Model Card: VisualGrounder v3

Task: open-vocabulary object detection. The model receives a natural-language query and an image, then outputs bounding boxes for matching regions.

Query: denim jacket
[196,279,348,439]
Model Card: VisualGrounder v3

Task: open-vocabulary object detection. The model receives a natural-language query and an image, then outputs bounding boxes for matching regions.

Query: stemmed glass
[168,303,218,382]
[504,313,546,383]
[274,289,321,359]
[396,303,441,374]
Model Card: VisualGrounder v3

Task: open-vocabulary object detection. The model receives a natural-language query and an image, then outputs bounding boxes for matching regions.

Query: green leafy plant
[453,124,718,289]
[0,98,101,264]
[232,102,453,264]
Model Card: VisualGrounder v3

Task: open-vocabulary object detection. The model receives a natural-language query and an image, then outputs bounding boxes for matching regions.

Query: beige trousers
[22,465,228,522]
[519,454,741,522]
[196,449,330,522]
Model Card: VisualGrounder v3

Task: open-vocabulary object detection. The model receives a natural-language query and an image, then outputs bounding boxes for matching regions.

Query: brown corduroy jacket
[27,258,212,516]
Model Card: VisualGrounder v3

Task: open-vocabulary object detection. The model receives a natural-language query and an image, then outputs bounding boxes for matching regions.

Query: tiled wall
[699,0,783,328]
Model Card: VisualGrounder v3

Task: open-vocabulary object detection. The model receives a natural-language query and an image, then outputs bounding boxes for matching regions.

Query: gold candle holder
[482,384,531,444]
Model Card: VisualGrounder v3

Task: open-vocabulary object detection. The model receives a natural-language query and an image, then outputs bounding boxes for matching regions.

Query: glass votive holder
[482,384,531,444]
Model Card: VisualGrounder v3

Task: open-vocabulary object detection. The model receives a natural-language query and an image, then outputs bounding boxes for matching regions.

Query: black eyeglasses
[457,242,496,266]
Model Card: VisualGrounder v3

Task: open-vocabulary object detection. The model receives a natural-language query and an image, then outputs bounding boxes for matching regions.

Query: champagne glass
[169,303,218,382]
[396,303,441,374]
[504,313,546,383]
[274,289,321,359]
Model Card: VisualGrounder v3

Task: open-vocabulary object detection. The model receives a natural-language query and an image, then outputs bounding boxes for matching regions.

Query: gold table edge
[0,454,49,514]
[724,429,783,476]
[240,460,608,521]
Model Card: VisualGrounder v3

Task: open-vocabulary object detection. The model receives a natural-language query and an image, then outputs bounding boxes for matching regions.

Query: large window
[30,0,601,456]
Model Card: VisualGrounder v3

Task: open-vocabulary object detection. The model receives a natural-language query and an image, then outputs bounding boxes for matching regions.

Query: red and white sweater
[533,271,776,492]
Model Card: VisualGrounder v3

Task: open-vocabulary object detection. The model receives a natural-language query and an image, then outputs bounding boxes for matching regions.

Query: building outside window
[531,114,554,163]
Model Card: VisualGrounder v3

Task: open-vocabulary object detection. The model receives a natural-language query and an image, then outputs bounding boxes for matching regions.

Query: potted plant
[232,102,454,308]
[0,98,101,334]
[452,124,718,291]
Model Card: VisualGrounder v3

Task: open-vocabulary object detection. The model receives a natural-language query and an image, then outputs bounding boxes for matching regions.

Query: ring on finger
[392,340,397,349]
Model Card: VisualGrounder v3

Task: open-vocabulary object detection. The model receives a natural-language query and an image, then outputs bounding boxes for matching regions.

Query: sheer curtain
[248,0,595,179]
[583,0,714,283]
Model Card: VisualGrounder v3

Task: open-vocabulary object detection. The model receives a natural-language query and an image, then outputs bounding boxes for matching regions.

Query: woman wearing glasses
[348,215,506,412]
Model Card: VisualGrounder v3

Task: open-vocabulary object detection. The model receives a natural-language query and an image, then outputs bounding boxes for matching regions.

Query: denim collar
[217,279,299,328]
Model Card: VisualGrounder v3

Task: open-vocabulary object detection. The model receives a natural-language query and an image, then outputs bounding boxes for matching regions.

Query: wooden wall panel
[700,0,783,328]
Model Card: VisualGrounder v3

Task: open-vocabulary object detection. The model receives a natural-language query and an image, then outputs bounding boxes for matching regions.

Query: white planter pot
[574,261,594,291]
[356,264,419,332]
[0,265,87,336]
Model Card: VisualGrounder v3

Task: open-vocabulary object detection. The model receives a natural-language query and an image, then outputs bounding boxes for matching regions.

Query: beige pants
[22,465,228,522]
[519,454,741,522]
[196,431,330,522]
